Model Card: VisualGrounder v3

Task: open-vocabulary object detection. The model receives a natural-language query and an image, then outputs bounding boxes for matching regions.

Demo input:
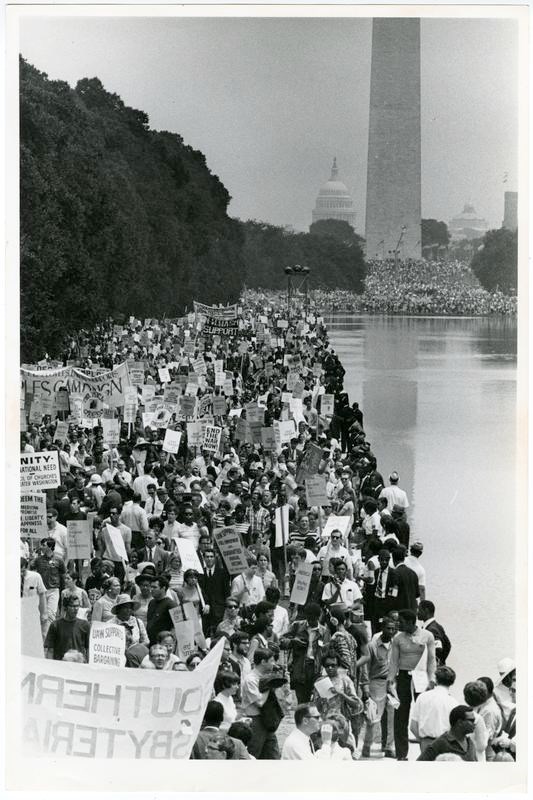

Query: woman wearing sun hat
[109,593,149,647]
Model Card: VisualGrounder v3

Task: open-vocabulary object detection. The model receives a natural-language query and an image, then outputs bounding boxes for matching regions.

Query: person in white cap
[88,473,105,510]
[379,472,409,513]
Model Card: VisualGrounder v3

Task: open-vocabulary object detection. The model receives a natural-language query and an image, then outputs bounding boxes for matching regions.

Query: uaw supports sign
[21,639,223,760]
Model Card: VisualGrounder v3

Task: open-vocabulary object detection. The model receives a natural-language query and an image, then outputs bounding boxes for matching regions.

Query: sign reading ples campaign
[21,639,224,759]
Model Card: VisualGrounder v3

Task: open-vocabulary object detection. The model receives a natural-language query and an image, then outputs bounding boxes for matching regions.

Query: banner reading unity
[21,638,224,759]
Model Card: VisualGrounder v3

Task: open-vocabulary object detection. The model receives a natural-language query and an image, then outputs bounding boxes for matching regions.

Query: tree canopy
[241,220,366,292]
[421,218,450,248]
[471,228,518,294]
[20,58,245,361]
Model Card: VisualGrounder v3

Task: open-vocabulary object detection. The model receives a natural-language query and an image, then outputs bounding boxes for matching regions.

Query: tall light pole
[395,225,407,268]
[284,266,293,322]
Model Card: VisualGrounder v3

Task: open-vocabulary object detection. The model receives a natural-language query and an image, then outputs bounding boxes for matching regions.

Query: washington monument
[365,18,422,260]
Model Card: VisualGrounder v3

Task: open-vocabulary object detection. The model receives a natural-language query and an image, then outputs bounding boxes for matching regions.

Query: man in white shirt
[405,541,426,601]
[21,557,48,630]
[265,586,289,637]
[120,492,149,550]
[46,508,69,562]
[379,472,409,512]
[317,530,353,579]
[410,666,459,753]
[282,703,321,759]
[133,466,159,503]
[322,560,362,609]
[143,483,164,519]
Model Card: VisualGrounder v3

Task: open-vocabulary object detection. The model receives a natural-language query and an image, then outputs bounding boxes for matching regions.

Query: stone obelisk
[365,19,421,260]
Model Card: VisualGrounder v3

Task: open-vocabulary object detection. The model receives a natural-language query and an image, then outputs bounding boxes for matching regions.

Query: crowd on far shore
[278,258,516,316]
[21,292,516,762]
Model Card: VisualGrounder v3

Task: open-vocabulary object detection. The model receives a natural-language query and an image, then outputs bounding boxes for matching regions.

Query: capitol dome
[311,158,357,230]
[449,202,489,241]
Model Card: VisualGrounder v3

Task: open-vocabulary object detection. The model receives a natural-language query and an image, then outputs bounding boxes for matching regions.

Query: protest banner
[322,515,352,540]
[67,520,91,560]
[289,562,314,606]
[305,474,328,507]
[274,505,290,547]
[162,428,182,454]
[20,493,48,546]
[21,596,45,659]
[203,425,222,453]
[176,538,204,574]
[20,451,60,491]
[21,361,131,408]
[193,301,238,319]
[101,417,120,447]
[89,621,126,668]
[321,393,335,416]
[213,527,249,575]
[186,421,202,448]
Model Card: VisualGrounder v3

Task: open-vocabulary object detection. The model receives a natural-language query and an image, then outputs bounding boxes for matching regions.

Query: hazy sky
[19,15,519,232]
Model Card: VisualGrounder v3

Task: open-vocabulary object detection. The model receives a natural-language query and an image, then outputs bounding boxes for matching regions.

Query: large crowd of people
[20,292,516,761]
[278,258,516,315]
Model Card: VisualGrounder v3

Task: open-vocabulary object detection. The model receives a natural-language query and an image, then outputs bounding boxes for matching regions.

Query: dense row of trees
[242,219,367,292]
[471,228,518,294]
[20,57,245,361]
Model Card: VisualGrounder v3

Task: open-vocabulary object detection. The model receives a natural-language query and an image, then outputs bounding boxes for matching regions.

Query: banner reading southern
[21,640,223,759]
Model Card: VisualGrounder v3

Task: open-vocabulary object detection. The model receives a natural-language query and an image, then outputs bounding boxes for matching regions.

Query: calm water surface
[326,314,517,691]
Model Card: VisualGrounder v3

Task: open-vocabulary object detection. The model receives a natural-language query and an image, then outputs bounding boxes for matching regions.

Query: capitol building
[311,158,357,230]
[448,202,489,241]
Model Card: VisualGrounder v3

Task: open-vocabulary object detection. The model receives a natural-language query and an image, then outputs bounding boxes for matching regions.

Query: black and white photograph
[5,3,528,794]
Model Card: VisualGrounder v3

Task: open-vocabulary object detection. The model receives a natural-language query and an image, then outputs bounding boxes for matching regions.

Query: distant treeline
[20,59,368,360]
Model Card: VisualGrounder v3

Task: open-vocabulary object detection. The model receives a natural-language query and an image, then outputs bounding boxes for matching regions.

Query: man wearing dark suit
[392,545,419,613]
[198,547,230,636]
[136,530,169,574]
[418,600,452,665]
[367,549,400,632]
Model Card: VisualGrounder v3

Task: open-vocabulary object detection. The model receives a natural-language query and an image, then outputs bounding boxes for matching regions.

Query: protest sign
[128,362,145,387]
[179,395,197,418]
[152,406,172,429]
[278,419,296,444]
[277,319,288,329]
[212,395,227,417]
[296,442,323,483]
[55,387,70,412]
[89,621,126,668]
[101,417,120,447]
[305,474,329,507]
[67,520,91,560]
[20,493,47,545]
[246,404,264,424]
[172,618,196,660]
[162,428,182,454]
[213,527,249,575]
[20,451,60,491]
[289,562,314,606]
[191,357,207,375]
[222,378,234,396]
[185,382,198,396]
[21,596,45,658]
[104,523,128,561]
[123,387,138,424]
[274,505,290,547]
[142,412,155,429]
[197,394,213,418]
[260,426,276,452]
[186,421,202,448]
[158,367,171,384]
[54,420,69,444]
[141,384,156,405]
[321,393,335,416]
[322,515,352,540]
[176,538,204,574]
[203,425,222,453]
[163,384,181,405]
